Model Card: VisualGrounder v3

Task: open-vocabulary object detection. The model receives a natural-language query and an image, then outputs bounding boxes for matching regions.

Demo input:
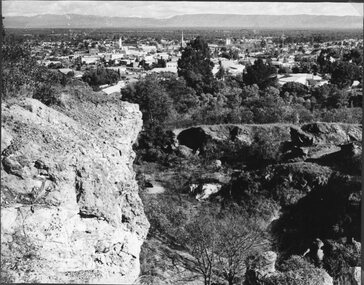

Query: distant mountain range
[4,14,363,29]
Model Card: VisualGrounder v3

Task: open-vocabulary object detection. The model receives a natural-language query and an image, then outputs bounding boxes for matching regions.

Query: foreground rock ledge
[1,98,149,283]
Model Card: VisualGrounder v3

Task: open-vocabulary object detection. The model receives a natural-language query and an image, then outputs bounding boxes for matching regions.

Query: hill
[4,13,363,29]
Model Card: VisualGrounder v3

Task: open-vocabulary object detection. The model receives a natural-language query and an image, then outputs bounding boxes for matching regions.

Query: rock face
[1,98,149,283]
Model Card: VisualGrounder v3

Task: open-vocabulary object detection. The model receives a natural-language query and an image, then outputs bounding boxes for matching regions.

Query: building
[278,73,326,86]
[166,61,178,69]
[181,31,187,48]
[81,56,99,65]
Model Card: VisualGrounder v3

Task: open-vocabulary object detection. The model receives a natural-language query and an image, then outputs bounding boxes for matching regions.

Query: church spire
[181,31,185,48]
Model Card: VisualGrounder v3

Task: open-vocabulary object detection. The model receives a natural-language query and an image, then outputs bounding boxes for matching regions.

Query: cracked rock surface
[1,97,149,283]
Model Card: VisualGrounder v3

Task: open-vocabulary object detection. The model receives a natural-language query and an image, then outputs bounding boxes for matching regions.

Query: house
[166,61,178,69]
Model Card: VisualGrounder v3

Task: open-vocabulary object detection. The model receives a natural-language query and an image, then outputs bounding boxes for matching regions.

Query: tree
[81,67,119,90]
[311,83,349,109]
[317,48,340,74]
[216,66,226,81]
[243,58,277,89]
[215,211,268,285]
[186,214,218,285]
[152,58,166,68]
[343,49,363,66]
[178,36,216,94]
[330,61,362,89]
[121,74,173,127]
[182,209,268,285]
[281,82,309,98]
[160,76,199,114]
[1,40,36,98]
[121,74,175,162]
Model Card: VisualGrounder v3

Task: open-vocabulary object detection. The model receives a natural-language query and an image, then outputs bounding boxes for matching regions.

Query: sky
[3,1,363,18]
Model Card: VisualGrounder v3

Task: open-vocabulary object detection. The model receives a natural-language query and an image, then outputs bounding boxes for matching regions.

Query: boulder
[290,127,315,146]
[189,183,222,201]
[177,145,195,158]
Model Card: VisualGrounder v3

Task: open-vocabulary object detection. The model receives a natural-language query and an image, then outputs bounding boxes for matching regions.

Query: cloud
[3,1,363,18]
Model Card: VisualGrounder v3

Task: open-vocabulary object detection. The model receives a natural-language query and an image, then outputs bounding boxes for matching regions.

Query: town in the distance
[12,28,363,96]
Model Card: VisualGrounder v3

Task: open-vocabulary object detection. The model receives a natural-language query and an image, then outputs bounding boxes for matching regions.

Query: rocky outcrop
[175,124,293,152]
[1,98,149,283]
[174,123,362,157]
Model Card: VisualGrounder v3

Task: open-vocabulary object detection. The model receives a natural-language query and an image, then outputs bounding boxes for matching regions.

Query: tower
[281,33,286,48]
[181,31,186,48]
[119,37,122,49]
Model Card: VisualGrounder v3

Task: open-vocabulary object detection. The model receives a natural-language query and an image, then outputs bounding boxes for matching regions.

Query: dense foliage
[178,36,217,94]
[81,67,119,90]
[243,58,278,89]
[1,38,72,103]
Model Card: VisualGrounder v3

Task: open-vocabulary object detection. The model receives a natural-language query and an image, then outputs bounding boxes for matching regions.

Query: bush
[322,239,361,281]
[278,255,316,272]
[248,131,283,166]
[281,82,309,98]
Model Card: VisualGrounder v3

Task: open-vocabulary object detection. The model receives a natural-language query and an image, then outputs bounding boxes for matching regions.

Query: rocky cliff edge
[1,96,149,283]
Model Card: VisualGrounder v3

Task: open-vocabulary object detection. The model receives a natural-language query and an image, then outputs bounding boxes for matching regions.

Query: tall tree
[330,61,362,89]
[243,58,277,90]
[121,74,173,127]
[178,36,216,94]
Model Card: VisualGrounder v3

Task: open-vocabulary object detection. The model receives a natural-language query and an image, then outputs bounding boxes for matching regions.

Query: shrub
[278,255,316,272]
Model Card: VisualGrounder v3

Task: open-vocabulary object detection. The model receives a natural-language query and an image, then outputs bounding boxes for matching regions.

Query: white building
[278,73,326,86]
[81,56,99,65]
[166,61,178,69]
